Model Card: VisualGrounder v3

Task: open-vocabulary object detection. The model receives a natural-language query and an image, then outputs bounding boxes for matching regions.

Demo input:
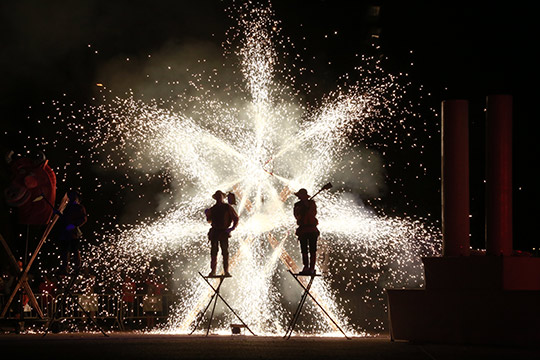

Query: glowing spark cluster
[35,2,441,335]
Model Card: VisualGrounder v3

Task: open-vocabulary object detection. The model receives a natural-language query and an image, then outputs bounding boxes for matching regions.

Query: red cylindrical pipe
[441,100,470,256]
[485,95,513,256]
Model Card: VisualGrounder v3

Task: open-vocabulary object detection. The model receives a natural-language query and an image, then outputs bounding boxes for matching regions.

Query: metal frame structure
[190,272,255,336]
[284,270,350,339]
[43,268,108,337]
[1,194,69,320]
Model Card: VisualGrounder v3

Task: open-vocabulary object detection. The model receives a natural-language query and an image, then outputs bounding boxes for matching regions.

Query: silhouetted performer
[205,190,239,277]
[58,190,87,275]
[293,188,319,275]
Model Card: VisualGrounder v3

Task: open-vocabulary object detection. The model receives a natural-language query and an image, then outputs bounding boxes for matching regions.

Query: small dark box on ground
[230,324,246,334]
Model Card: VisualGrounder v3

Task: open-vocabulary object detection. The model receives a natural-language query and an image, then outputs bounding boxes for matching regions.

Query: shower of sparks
[35,2,441,335]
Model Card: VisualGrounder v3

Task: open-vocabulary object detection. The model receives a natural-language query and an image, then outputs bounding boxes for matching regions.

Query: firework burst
[41,2,441,335]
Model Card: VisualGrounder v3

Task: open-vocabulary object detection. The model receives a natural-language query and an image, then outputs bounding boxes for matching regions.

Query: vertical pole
[441,100,470,256]
[485,95,513,256]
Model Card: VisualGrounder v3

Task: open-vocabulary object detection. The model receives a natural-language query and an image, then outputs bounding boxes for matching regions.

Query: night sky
[1,0,538,253]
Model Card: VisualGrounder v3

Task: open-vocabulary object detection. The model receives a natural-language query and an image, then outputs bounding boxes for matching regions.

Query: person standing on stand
[58,190,87,275]
[204,190,239,277]
[293,188,320,275]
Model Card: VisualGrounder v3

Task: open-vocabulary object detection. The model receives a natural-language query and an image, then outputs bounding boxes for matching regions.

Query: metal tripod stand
[284,270,350,339]
[190,272,255,336]
[43,268,108,337]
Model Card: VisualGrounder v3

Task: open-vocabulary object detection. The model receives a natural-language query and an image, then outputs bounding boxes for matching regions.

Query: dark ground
[0,333,538,360]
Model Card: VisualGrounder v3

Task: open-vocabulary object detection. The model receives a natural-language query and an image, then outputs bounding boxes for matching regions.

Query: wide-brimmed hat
[294,188,309,198]
[212,190,226,200]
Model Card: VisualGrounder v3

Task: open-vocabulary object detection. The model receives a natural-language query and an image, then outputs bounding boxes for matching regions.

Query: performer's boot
[223,255,231,277]
[309,252,317,275]
[300,253,310,275]
[208,256,217,277]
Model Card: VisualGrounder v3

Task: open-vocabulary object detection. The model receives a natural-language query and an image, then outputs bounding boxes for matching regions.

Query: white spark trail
[53,2,442,336]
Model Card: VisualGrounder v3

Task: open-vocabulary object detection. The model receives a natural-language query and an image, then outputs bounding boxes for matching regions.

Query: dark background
[1,1,538,256]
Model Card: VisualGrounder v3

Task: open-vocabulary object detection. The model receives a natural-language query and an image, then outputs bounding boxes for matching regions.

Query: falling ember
[47,2,440,335]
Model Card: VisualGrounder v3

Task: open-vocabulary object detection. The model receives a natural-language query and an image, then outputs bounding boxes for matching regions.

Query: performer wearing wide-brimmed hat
[293,188,320,275]
[204,190,239,277]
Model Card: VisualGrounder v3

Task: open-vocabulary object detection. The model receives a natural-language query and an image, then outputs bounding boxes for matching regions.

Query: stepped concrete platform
[387,256,540,346]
